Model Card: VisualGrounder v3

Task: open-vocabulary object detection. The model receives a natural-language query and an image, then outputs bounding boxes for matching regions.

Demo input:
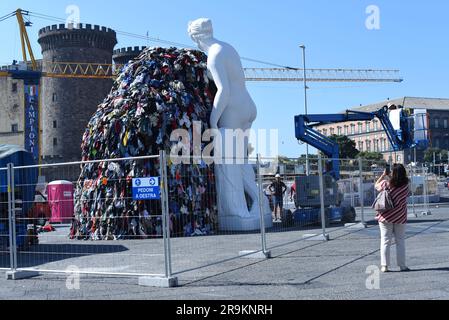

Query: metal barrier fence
[1,153,440,287]
[0,167,10,271]
[408,165,436,216]
[3,154,174,286]
[167,155,270,282]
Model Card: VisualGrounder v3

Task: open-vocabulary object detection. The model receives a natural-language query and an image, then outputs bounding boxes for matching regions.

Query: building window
[53,138,58,146]
[358,123,363,134]
[323,129,328,136]
[374,140,379,152]
[366,140,371,152]
[53,121,57,129]
[330,128,335,136]
[52,93,57,102]
[366,122,371,133]
[444,119,448,129]
[358,141,364,151]
[374,121,379,131]
[397,155,402,163]
[351,124,355,135]
[11,124,18,133]
[434,118,439,129]
[12,83,18,93]
[435,138,440,148]
[337,126,342,136]
[344,125,348,135]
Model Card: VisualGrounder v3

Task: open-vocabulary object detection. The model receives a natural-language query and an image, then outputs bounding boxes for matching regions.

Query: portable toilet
[47,181,74,223]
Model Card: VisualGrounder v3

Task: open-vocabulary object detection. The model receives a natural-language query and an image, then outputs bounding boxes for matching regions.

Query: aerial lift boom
[294,106,415,180]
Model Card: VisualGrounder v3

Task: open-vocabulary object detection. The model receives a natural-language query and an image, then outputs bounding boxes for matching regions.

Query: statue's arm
[208,51,230,129]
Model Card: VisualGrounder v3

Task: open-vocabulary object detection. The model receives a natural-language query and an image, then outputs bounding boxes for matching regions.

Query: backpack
[372,187,394,213]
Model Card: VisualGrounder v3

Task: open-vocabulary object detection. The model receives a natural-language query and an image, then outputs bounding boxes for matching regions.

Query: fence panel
[12,155,167,277]
[168,156,269,281]
[0,167,10,271]
[258,156,332,255]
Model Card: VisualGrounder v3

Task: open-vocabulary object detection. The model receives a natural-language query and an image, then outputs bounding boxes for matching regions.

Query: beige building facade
[0,76,26,146]
[315,97,449,164]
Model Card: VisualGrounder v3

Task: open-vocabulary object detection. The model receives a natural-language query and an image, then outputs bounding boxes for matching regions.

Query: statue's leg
[215,164,250,218]
[242,164,258,213]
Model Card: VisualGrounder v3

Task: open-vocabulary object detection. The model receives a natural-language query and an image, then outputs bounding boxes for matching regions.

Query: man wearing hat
[269,174,287,223]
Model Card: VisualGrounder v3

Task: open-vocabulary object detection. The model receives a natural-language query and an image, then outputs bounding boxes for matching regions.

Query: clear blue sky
[1,0,448,157]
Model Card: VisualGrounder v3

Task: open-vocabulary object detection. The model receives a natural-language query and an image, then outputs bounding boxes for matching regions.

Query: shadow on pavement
[402,267,449,272]
[406,219,445,224]
[0,243,129,268]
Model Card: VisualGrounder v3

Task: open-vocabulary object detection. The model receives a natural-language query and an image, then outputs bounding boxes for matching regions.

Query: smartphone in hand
[385,165,391,176]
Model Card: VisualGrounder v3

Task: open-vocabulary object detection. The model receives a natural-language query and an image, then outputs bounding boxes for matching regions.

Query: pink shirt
[375,180,409,224]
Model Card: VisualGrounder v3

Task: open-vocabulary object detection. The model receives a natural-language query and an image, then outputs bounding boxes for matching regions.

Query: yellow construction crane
[0,8,403,83]
[16,9,37,71]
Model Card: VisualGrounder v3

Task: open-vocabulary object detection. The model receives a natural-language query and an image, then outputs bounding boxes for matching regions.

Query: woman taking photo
[375,164,411,273]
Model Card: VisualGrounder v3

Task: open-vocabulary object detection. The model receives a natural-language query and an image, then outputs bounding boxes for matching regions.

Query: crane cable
[0,11,15,23]
[25,10,295,69]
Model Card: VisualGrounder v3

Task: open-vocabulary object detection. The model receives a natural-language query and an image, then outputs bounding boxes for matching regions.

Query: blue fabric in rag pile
[72,47,219,240]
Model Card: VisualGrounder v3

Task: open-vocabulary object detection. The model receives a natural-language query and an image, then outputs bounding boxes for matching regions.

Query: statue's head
[188,18,213,50]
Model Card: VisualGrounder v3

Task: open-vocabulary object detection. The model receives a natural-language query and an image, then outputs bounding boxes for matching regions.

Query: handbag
[372,187,394,213]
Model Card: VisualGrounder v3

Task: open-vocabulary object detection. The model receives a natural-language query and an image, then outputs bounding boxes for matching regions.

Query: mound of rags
[71,47,218,240]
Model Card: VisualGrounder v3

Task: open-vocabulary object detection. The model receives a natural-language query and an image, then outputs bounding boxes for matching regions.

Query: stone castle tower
[38,24,117,163]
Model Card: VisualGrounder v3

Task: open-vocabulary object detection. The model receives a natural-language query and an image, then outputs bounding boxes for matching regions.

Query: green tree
[358,151,385,161]
[424,148,442,163]
[278,156,296,165]
[425,148,449,162]
[329,135,359,159]
[358,151,387,170]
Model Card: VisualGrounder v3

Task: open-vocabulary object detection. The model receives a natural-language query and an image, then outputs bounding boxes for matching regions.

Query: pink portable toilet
[47,181,74,223]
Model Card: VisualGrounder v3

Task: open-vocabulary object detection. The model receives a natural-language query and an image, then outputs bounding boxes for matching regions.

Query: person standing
[269,174,287,223]
[375,164,411,273]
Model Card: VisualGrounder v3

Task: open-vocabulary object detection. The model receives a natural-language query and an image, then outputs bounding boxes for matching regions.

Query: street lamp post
[300,45,310,176]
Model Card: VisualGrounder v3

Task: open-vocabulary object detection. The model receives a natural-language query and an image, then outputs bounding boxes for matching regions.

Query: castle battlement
[38,24,116,36]
[38,24,117,53]
[112,46,146,65]
[113,46,147,55]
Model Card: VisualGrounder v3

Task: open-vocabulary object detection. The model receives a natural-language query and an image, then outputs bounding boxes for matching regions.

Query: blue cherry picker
[293,105,428,227]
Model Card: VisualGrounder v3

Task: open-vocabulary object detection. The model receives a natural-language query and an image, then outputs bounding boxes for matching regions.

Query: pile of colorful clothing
[71,47,218,240]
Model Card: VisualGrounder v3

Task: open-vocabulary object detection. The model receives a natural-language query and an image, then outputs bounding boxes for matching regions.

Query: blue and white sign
[24,84,39,163]
[132,177,161,200]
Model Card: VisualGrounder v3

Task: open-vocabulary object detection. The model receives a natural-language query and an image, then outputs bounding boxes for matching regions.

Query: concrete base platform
[239,250,271,259]
[421,210,432,216]
[218,213,273,232]
[6,270,40,280]
[303,234,329,241]
[138,276,178,288]
[408,214,419,219]
[345,222,368,229]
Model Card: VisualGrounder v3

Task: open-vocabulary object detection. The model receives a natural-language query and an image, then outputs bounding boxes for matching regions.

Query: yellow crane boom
[15,8,37,71]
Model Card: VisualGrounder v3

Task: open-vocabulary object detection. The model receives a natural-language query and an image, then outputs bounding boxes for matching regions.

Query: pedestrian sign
[132,177,161,200]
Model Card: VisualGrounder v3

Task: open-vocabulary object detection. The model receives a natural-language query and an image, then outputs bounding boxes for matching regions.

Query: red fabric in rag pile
[41,224,55,232]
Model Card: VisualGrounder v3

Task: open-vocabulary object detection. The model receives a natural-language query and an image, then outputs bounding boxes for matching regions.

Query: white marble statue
[188,18,272,231]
